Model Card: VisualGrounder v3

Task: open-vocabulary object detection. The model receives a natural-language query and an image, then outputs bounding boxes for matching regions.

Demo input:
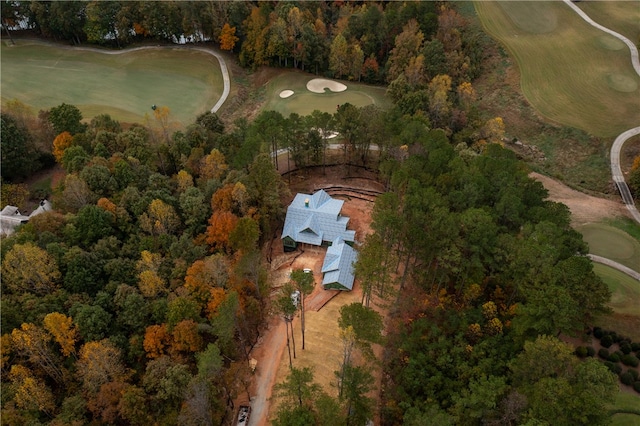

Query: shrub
[610,332,620,343]
[621,372,635,385]
[599,348,610,359]
[620,342,632,354]
[634,381,640,393]
[593,327,604,339]
[629,369,639,381]
[586,346,596,357]
[575,346,588,358]
[621,354,640,367]
[631,342,640,352]
[611,363,623,375]
[600,334,613,348]
[609,353,621,363]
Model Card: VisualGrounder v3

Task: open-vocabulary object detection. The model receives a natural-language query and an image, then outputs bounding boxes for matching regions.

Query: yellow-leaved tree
[176,169,194,193]
[199,148,228,182]
[137,270,167,298]
[2,243,61,295]
[9,364,55,415]
[139,199,181,235]
[43,312,78,357]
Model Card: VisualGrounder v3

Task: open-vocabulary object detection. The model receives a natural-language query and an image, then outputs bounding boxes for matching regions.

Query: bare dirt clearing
[531,172,631,226]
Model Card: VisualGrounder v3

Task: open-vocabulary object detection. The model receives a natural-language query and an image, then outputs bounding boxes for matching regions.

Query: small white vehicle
[237,405,250,426]
[291,290,301,308]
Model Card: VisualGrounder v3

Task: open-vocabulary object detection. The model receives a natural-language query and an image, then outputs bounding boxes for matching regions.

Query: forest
[0,1,630,425]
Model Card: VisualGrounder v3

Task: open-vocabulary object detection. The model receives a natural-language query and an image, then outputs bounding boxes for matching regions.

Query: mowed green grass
[593,263,640,316]
[261,71,391,117]
[578,223,640,273]
[577,1,640,44]
[593,261,640,342]
[1,41,223,126]
[610,392,640,426]
[475,1,640,138]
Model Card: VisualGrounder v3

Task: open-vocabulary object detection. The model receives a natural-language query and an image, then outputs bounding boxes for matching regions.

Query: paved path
[20,41,231,114]
[562,0,640,225]
[587,254,640,282]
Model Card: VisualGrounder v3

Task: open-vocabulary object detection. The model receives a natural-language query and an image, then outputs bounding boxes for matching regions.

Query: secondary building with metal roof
[321,236,358,291]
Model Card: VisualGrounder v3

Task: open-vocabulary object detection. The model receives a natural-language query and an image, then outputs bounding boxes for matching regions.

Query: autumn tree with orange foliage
[143,324,171,359]
[171,320,203,354]
[206,288,227,320]
[184,254,229,303]
[53,131,73,163]
[205,210,239,253]
[211,182,249,216]
[219,23,239,51]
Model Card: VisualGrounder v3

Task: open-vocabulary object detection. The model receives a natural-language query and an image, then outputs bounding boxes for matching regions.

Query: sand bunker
[306,78,347,93]
[279,90,294,98]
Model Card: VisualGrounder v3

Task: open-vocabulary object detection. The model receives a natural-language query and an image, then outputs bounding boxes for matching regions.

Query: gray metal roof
[282,189,355,245]
[321,237,357,290]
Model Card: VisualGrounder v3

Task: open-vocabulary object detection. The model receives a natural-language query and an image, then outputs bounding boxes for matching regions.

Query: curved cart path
[587,254,640,282]
[20,41,231,113]
[563,0,640,224]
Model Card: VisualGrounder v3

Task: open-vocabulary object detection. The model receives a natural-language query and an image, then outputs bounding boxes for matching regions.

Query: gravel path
[562,0,640,225]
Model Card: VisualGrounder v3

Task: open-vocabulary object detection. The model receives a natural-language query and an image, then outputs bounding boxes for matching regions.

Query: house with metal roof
[281,189,355,252]
[0,200,53,236]
[321,237,358,291]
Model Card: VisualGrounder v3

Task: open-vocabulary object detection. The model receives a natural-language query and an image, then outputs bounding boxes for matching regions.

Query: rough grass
[261,70,391,117]
[578,223,640,272]
[475,1,640,138]
[1,40,223,126]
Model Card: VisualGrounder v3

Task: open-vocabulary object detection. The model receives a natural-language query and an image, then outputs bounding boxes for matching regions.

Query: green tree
[338,303,383,358]
[340,364,374,426]
[510,336,617,425]
[246,153,289,238]
[329,33,349,78]
[49,103,86,135]
[72,303,113,342]
[1,113,41,181]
